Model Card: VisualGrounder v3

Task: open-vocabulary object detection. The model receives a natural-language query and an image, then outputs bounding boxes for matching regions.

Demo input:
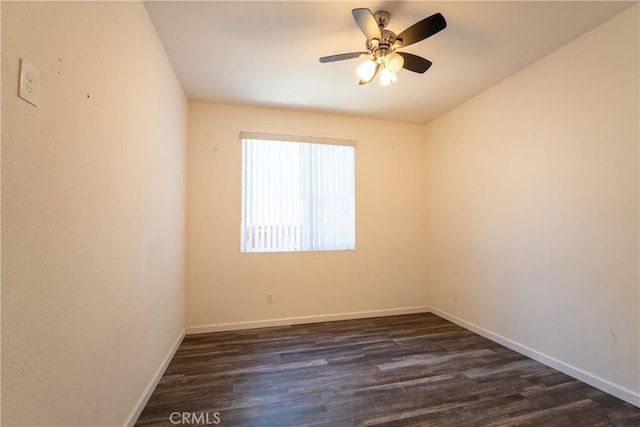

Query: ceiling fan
[319,8,446,86]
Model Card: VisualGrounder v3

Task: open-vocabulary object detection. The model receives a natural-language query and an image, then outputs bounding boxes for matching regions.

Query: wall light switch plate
[18,58,39,107]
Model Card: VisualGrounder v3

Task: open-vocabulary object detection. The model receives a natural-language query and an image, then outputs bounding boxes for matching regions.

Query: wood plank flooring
[135,313,640,426]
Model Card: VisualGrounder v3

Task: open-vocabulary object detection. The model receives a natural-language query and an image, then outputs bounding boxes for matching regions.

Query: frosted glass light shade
[380,68,397,86]
[356,60,377,81]
[385,52,404,73]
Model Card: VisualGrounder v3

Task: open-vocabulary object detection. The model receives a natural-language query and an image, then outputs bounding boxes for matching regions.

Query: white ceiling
[145,1,635,124]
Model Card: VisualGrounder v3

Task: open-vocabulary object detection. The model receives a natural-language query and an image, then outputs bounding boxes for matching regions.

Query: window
[240,132,355,253]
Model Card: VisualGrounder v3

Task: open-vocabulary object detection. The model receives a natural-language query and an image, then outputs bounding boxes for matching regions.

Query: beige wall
[423,4,639,398]
[1,2,187,425]
[187,103,428,328]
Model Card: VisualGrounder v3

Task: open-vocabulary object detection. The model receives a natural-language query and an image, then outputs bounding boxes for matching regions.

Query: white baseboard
[124,331,185,427]
[429,307,640,408]
[185,306,430,335]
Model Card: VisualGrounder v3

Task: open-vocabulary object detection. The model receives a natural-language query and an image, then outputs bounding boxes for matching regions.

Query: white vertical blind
[241,136,355,252]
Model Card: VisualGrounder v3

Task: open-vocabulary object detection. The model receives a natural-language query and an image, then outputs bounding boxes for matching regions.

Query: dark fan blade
[319,52,368,63]
[398,52,432,73]
[397,13,446,48]
[359,62,380,85]
[352,8,381,41]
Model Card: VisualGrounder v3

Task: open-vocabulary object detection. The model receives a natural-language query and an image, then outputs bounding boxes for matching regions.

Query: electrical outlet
[453,290,459,302]
[18,58,40,107]
[266,293,274,304]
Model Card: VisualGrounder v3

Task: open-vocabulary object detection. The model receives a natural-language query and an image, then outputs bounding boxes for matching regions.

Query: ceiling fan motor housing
[365,11,402,60]
[380,29,399,49]
[367,32,399,63]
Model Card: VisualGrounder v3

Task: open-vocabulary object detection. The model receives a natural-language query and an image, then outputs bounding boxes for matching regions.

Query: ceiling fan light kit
[320,8,446,87]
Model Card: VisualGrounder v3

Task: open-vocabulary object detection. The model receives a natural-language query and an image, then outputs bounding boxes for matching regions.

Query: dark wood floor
[136,313,640,426]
